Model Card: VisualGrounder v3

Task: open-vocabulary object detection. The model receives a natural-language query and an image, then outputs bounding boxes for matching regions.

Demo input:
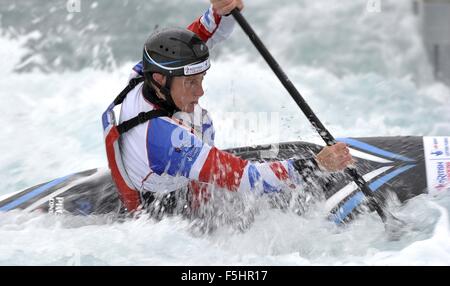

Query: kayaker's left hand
[211,0,244,16]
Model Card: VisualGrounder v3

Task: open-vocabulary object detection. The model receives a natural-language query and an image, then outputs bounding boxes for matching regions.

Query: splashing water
[0,0,449,265]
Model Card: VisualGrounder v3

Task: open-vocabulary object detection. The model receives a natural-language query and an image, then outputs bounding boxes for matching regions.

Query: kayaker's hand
[315,142,354,172]
[210,0,244,16]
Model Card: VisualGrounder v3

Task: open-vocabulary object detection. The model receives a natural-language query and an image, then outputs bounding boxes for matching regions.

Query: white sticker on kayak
[48,196,65,215]
[423,136,450,194]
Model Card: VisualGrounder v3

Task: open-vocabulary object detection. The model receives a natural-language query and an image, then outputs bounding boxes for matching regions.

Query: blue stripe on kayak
[330,164,416,224]
[368,164,416,191]
[331,191,365,224]
[337,138,415,162]
[0,174,73,211]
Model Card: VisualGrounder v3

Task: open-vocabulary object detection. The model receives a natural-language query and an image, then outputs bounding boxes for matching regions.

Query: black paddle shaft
[231,9,388,223]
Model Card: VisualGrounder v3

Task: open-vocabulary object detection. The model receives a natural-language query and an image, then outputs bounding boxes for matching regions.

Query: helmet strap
[148,74,180,113]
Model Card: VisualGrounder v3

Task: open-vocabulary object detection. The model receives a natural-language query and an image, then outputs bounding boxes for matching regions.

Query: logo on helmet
[184,59,210,76]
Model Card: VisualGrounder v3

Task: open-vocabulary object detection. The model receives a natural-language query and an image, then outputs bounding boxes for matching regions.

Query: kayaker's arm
[145,116,339,194]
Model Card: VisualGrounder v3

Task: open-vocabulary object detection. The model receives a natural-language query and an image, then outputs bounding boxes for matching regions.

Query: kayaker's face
[171,73,205,113]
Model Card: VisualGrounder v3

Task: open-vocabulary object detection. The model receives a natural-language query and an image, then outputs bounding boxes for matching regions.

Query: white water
[0,0,449,265]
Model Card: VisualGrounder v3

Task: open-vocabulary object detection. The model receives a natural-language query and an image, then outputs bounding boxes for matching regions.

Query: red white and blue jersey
[103,6,303,211]
[118,83,301,195]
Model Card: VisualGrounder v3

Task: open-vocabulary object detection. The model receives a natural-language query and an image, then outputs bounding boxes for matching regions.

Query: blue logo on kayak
[431,150,444,156]
[435,161,449,191]
[445,138,450,156]
[75,199,92,215]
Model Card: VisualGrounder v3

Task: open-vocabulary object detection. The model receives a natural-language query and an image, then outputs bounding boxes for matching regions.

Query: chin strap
[142,82,178,115]
[149,75,180,113]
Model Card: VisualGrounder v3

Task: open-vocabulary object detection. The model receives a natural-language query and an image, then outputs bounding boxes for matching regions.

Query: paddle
[231,8,404,228]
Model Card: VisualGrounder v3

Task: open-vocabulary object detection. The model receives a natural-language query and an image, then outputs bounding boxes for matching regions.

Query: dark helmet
[142,27,210,77]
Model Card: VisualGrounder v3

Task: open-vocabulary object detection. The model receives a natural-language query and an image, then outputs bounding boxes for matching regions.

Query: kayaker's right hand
[315,142,354,172]
[210,0,244,16]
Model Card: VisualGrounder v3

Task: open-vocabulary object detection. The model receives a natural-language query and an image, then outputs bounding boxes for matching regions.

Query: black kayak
[1,136,448,224]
